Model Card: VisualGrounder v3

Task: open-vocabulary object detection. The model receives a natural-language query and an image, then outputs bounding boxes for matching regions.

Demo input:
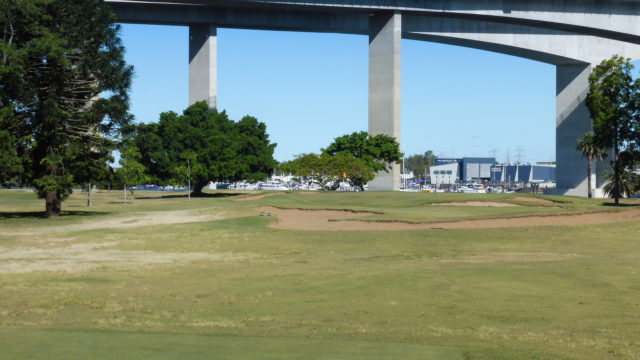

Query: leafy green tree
[134,102,277,194]
[0,129,23,185]
[586,55,640,205]
[118,142,149,203]
[576,132,607,198]
[172,150,199,200]
[70,136,116,206]
[280,154,322,184]
[322,131,402,189]
[131,122,170,185]
[405,151,435,179]
[281,153,374,190]
[230,115,278,183]
[0,0,133,216]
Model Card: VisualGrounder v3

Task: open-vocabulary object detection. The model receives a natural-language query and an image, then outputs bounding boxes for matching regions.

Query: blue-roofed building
[431,157,555,186]
[461,157,495,181]
[490,164,556,184]
[430,157,495,183]
[532,166,556,182]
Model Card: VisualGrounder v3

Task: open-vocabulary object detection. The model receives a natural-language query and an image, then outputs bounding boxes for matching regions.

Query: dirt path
[261,206,640,231]
[231,192,283,202]
[0,241,251,274]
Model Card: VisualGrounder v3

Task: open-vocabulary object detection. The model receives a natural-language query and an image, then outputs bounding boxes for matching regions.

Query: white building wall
[430,163,458,185]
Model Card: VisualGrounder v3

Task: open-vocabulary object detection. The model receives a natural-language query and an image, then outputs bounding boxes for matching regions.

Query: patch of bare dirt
[231,192,284,202]
[432,201,519,207]
[261,206,640,231]
[0,241,253,274]
[3,210,223,236]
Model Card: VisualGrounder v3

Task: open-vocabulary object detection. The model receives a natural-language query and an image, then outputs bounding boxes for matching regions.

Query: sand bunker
[262,206,640,231]
[0,241,252,274]
[432,201,518,207]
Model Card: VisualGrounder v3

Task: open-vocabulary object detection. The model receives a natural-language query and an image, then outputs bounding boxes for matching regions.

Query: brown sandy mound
[261,206,640,231]
[512,196,556,204]
[433,201,518,207]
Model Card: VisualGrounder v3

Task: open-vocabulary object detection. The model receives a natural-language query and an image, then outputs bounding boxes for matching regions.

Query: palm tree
[603,169,635,198]
[576,132,606,198]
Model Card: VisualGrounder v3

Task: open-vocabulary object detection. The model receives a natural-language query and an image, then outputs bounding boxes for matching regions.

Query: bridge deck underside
[108,0,640,44]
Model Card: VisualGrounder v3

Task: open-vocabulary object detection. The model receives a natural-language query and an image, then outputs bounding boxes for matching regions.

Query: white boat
[258,181,289,191]
[234,182,258,190]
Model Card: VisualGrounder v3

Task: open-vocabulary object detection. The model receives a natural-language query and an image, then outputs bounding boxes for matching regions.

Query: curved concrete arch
[402,15,640,66]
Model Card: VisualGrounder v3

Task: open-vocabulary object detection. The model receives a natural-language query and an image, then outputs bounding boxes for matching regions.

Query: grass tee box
[0,190,639,359]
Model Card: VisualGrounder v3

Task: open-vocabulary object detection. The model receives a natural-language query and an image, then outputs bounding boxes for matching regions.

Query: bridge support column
[189,24,217,108]
[368,12,401,191]
[552,64,595,197]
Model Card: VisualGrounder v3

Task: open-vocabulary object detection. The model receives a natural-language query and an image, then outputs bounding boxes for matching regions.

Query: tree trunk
[587,158,592,198]
[614,143,620,206]
[124,183,127,204]
[87,181,92,207]
[45,191,61,217]
[193,182,206,196]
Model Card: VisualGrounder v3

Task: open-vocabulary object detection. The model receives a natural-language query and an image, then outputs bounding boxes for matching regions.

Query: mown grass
[255,191,637,223]
[0,190,639,359]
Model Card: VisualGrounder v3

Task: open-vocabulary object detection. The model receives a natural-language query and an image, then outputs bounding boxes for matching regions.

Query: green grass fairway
[1,190,639,359]
[0,328,462,360]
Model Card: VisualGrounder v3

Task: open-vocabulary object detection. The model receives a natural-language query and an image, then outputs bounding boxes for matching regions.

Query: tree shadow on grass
[132,192,244,200]
[0,210,108,219]
[601,202,640,207]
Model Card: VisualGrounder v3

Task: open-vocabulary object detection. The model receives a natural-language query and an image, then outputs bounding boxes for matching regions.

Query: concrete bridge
[106,0,640,195]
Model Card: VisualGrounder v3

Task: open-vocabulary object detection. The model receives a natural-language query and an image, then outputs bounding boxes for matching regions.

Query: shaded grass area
[0,210,107,220]
[1,190,640,359]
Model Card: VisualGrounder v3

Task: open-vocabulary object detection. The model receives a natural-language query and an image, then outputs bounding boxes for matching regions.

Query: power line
[515,147,525,164]
[489,148,497,160]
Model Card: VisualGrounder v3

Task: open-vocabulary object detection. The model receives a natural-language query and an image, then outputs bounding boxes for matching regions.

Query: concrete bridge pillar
[368,12,402,191]
[189,24,217,108]
[554,64,594,197]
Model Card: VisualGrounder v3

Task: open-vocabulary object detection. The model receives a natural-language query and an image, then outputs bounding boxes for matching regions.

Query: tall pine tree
[0,0,133,216]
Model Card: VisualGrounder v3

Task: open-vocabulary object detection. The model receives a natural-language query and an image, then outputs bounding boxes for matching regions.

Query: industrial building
[490,165,556,185]
[430,157,556,186]
[431,157,496,184]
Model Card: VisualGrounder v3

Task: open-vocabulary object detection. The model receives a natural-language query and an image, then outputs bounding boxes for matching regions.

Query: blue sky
[119,23,631,164]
